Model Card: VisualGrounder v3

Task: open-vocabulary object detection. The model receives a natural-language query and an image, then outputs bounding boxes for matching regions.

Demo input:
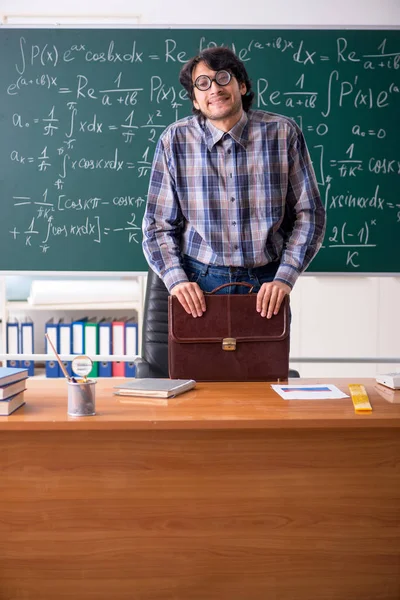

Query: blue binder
[45,319,59,378]
[59,320,72,377]
[124,318,138,377]
[71,318,87,356]
[6,321,20,368]
[84,318,99,378]
[20,319,35,376]
[98,319,112,377]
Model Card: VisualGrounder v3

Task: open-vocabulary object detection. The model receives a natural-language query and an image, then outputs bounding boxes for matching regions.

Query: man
[143,47,326,319]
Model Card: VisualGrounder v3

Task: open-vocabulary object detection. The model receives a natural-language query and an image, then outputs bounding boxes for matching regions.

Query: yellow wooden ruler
[348,384,372,414]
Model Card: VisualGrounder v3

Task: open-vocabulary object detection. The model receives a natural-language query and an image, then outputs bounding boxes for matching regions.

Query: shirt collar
[200,111,249,151]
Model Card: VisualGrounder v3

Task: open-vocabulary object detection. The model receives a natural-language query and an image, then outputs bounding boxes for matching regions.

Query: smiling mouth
[208,96,229,106]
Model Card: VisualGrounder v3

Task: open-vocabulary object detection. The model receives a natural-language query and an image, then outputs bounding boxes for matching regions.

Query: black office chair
[134,268,170,378]
[134,268,300,378]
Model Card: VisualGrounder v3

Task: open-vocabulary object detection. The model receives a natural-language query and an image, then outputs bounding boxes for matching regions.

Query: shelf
[0,354,138,361]
[0,275,146,358]
[6,301,141,311]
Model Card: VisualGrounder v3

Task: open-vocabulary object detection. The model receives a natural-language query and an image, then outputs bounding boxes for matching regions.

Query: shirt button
[234,245,239,250]
[230,197,235,202]
[232,221,236,226]
[227,149,231,154]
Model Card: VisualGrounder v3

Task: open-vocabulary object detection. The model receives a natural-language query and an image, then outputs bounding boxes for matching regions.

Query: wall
[1,0,399,26]
[1,1,399,376]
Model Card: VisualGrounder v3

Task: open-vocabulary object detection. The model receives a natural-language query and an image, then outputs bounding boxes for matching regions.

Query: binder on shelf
[6,320,20,368]
[84,318,99,378]
[72,317,87,356]
[59,320,72,377]
[20,318,35,376]
[125,318,138,378]
[98,318,112,377]
[112,319,126,377]
[45,318,59,378]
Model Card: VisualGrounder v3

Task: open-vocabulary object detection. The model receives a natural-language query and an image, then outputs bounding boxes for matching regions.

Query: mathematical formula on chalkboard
[1,29,399,272]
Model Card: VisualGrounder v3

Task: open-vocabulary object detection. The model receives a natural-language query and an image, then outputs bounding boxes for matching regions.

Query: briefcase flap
[168,294,289,344]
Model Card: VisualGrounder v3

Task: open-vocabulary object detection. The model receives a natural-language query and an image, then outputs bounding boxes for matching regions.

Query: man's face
[191,61,247,126]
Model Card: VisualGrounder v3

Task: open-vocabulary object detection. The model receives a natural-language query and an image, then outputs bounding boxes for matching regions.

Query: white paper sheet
[271,384,349,400]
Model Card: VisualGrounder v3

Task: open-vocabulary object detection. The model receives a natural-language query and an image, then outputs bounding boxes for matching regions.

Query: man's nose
[210,80,224,92]
[210,79,223,90]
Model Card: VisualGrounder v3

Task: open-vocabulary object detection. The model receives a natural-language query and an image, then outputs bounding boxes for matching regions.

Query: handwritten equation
[1,29,399,272]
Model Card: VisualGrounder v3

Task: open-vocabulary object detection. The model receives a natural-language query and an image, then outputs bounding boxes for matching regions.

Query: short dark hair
[179,46,254,115]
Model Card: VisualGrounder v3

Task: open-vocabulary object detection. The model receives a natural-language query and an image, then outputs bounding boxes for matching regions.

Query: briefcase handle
[206,282,255,295]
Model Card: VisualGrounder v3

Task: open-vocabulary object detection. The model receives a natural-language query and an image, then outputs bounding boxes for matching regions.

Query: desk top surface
[0,378,399,431]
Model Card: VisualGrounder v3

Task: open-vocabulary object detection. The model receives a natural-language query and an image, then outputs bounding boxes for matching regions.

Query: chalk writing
[1,29,399,272]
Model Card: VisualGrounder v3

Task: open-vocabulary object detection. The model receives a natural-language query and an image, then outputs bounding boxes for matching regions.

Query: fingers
[171,282,206,318]
[172,280,290,319]
[256,281,291,318]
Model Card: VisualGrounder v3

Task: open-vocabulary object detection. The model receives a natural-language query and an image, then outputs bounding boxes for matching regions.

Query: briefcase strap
[206,282,254,295]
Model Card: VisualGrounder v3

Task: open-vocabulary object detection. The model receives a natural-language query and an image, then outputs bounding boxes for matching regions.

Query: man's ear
[240,82,247,96]
[193,98,200,110]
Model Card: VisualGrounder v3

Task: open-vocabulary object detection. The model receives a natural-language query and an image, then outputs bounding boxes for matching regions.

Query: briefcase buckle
[222,337,236,351]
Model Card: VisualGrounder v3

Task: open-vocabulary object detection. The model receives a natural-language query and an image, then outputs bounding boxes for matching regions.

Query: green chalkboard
[0,28,399,273]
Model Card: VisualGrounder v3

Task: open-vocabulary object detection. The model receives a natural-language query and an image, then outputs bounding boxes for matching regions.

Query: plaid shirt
[143,110,326,293]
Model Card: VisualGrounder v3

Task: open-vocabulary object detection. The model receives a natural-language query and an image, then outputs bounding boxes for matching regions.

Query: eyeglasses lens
[195,70,232,91]
[215,70,231,86]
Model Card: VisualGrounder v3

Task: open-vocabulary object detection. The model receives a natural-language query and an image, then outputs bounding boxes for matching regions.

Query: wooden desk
[1,378,399,600]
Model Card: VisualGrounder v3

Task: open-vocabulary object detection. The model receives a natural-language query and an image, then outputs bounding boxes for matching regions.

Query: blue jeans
[182,255,279,294]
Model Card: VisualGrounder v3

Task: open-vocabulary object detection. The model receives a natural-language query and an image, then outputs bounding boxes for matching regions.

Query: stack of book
[0,367,29,416]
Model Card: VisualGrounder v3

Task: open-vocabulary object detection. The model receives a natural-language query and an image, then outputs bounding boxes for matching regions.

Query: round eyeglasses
[193,70,233,92]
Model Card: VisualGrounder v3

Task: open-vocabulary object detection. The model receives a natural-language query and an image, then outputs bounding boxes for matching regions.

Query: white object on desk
[375,373,400,390]
[271,384,349,400]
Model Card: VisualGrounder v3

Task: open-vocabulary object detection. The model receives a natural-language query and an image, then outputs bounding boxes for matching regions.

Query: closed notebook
[114,378,196,399]
[0,390,26,416]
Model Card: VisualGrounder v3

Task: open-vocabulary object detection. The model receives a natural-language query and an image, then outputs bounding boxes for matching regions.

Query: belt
[182,255,279,276]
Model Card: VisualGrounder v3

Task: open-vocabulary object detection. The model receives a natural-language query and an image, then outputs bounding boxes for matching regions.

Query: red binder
[112,320,126,377]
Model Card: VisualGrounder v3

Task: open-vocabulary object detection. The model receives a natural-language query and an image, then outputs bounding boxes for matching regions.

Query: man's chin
[207,109,232,120]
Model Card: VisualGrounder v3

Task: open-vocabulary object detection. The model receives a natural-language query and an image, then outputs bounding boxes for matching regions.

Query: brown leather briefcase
[168,283,290,381]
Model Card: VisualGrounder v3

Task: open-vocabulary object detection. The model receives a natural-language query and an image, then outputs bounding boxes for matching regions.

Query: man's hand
[171,282,206,318]
[256,280,291,319]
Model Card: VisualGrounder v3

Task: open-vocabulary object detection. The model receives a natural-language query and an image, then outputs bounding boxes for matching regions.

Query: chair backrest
[140,268,170,377]
[139,268,300,378]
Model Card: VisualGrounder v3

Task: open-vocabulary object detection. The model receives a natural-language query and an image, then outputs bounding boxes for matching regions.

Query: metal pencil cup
[67,379,96,416]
